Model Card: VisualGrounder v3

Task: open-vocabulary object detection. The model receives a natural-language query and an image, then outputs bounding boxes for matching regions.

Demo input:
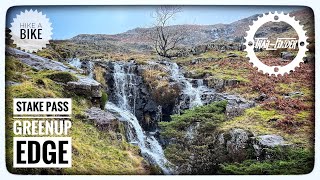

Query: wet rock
[6,47,30,58]
[86,107,118,131]
[105,62,160,131]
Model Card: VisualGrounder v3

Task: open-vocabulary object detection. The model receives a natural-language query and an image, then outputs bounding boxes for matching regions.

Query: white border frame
[0,0,319,179]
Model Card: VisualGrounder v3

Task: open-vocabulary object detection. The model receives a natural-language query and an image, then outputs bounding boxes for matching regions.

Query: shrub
[218,148,314,175]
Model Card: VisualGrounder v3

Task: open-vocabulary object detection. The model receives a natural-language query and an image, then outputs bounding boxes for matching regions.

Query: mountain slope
[69,8,313,53]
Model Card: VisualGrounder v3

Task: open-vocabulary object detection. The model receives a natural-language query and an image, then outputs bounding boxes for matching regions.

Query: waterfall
[88,61,95,79]
[168,62,212,108]
[105,62,172,174]
[68,58,82,69]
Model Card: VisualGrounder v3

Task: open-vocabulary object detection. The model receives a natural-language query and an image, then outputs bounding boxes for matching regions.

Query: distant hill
[67,8,314,53]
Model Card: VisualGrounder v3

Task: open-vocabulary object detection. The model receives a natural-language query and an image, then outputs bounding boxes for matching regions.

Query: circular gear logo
[10,9,52,53]
[244,11,308,76]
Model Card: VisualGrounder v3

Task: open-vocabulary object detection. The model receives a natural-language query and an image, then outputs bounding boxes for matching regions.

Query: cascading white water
[68,58,82,69]
[168,62,211,108]
[88,61,95,79]
[105,63,172,174]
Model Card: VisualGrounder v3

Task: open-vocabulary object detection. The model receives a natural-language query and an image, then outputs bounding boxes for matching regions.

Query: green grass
[42,71,78,83]
[220,106,313,146]
[221,106,283,135]
[160,101,227,139]
[160,101,227,170]
[100,92,108,110]
[175,50,250,84]
[218,148,314,175]
[5,56,149,175]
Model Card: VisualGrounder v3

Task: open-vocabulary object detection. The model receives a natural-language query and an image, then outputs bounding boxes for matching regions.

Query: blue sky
[6,6,303,40]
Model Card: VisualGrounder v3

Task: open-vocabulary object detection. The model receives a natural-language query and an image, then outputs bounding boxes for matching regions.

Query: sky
[6,6,304,40]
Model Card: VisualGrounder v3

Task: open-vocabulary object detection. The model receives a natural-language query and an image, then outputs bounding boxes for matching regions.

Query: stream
[68,60,217,174]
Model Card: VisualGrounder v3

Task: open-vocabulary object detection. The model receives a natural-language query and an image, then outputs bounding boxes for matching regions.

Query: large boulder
[252,134,291,160]
[216,130,290,162]
[86,107,119,131]
[216,129,254,162]
[67,75,102,98]
[201,93,255,118]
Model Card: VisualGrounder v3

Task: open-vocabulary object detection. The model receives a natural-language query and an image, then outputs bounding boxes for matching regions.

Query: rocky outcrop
[6,47,102,100]
[190,41,245,56]
[252,134,291,160]
[216,129,291,162]
[104,61,161,131]
[6,47,76,73]
[193,93,255,119]
[67,75,102,98]
[86,107,119,130]
[221,94,255,118]
[86,107,123,140]
[217,129,254,162]
[205,77,240,92]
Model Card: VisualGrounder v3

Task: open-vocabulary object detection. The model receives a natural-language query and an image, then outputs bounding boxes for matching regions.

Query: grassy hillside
[175,49,314,147]
[5,56,150,175]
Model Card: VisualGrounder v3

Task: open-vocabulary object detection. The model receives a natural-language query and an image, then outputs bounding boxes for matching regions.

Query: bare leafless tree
[149,6,185,57]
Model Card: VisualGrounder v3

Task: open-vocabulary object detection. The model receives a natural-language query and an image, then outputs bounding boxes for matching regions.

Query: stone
[67,75,102,98]
[86,107,118,130]
[215,93,255,118]
[6,47,76,72]
[5,81,21,87]
[206,77,240,92]
[226,129,252,152]
[255,134,288,148]
[214,128,254,163]
[6,47,102,99]
[252,134,291,159]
